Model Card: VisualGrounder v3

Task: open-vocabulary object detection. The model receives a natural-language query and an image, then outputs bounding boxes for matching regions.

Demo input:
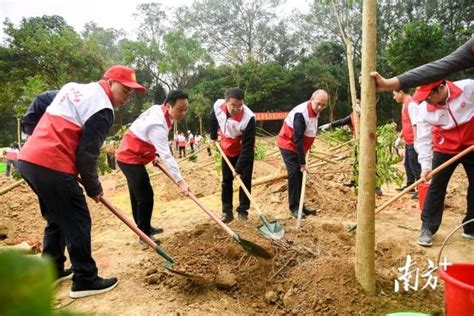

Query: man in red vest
[393,90,421,196]
[18,65,146,298]
[210,88,256,223]
[413,79,474,247]
[278,90,328,219]
[116,90,190,243]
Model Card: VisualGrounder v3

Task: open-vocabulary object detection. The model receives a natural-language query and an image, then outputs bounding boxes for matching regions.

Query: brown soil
[1,138,472,315]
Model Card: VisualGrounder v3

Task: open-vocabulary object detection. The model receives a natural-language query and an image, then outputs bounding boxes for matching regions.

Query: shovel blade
[258,221,285,240]
[162,261,203,280]
[233,234,272,259]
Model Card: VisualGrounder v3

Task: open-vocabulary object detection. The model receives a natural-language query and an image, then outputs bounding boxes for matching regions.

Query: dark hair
[225,87,244,101]
[164,90,188,106]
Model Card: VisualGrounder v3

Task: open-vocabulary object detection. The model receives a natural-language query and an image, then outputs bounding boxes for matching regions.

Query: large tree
[177,0,285,64]
[385,20,451,75]
[0,16,104,144]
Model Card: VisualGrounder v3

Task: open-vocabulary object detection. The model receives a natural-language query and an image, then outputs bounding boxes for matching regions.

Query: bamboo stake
[0,179,25,196]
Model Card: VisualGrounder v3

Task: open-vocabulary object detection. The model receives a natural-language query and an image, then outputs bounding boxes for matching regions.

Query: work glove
[394,137,402,149]
[319,123,331,131]
[354,103,361,114]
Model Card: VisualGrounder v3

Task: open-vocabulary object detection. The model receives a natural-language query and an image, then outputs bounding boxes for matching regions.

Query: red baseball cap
[103,65,146,93]
[412,80,443,103]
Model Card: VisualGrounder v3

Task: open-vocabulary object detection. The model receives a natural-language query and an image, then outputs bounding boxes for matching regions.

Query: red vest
[277,101,319,153]
[401,98,415,145]
[213,99,255,157]
[116,105,171,165]
[19,81,113,174]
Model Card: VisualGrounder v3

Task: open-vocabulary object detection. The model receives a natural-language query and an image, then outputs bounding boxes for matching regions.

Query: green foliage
[188,151,198,162]
[254,142,267,161]
[11,166,22,180]
[386,21,451,74]
[178,0,285,64]
[319,127,353,145]
[0,251,84,316]
[98,149,112,176]
[352,123,404,189]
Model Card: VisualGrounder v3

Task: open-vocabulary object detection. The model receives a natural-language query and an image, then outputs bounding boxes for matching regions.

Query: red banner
[255,112,288,121]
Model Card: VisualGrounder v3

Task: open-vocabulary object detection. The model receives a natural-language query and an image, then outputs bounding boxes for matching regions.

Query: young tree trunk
[199,117,203,135]
[328,0,360,140]
[355,0,377,295]
[345,40,360,140]
[16,116,22,149]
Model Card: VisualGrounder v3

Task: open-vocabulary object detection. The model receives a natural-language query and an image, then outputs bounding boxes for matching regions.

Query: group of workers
[173,130,202,158]
[11,35,473,299]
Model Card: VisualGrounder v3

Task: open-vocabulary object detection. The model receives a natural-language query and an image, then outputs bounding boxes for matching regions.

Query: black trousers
[178,146,186,158]
[106,153,116,170]
[118,161,154,235]
[17,160,98,282]
[404,144,421,186]
[422,151,474,234]
[221,155,253,214]
[280,148,304,212]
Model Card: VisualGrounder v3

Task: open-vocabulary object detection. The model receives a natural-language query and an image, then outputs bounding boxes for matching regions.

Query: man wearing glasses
[18,65,146,298]
[278,90,328,219]
[116,90,190,243]
[209,87,256,223]
[412,79,474,246]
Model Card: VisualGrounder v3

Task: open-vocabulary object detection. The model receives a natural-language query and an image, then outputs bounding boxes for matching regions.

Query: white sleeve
[147,125,183,182]
[408,102,418,126]
[415,121,433,170]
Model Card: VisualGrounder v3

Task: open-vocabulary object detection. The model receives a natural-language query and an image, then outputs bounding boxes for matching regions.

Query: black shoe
[375,188,383,196]
[290,209,306,219]
[221,213,234,224]
[54,268,73,287]
[343,180,356,187]
[150,226,164,235]
[69,276,119,299]
[303,207,317,216]
[411,191,419,200]
[138,235,160,245]
[238,212,248,221]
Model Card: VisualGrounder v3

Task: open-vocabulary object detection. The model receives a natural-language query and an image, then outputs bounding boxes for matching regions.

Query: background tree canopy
[0,0,472,145]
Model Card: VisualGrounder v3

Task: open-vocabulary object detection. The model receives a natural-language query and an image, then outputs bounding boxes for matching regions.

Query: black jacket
[21,90,59,136]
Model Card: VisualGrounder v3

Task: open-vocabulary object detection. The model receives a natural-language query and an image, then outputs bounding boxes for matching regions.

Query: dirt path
[1,138,472,314]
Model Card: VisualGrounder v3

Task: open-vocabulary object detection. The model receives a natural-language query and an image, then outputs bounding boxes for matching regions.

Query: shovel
[155,163,272,260]
[295,152,310,230]
[215,143,284,240]
[348,145,474,233]
[76,179,195,278]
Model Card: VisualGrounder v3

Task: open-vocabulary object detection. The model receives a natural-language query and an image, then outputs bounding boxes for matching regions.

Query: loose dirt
[1,138,472,315]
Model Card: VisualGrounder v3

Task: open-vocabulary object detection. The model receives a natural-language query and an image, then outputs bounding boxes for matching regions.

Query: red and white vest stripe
[177,135,186,147]
[214,99,255,157]
[401,98,415,145]
[416,79,474,170]
[19,82,113,174]
[117,105,171,165]
[277,101,319,153]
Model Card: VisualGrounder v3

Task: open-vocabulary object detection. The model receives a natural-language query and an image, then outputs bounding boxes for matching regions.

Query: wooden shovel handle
[76,178,159,250]
[155,163,235,238]
[375,145,474,215]
[214,142,264,216]
[295,151,310,229]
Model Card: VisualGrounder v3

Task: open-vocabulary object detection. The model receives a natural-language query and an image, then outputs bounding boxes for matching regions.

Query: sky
[0,0,311,40]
